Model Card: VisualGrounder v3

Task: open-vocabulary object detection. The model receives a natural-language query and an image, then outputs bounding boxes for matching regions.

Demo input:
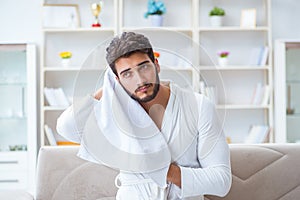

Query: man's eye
[140,64,150,71]
[122,71,132,78]
[142,64,149,69]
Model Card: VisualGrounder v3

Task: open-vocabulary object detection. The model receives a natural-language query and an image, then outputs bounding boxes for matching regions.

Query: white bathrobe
[56,73,231,199]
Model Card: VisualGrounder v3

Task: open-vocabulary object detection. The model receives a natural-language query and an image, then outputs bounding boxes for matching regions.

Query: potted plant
[144,0,166,27]
[209,7,225,27]
[217,51,229,67]
[59,51,72,67]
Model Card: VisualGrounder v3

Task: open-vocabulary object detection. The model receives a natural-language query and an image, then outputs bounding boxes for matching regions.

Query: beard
[121,72,160,103]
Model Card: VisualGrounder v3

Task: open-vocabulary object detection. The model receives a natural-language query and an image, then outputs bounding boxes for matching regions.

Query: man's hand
[167,163,181,188]
[93,88,103,100]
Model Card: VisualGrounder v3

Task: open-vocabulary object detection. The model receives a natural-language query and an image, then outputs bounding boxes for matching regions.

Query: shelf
[122,26,193,33]
[199,66,271,71]
[43,106,68,111]
[199,26,269,32]
[44,67,105,72]
[161,66,194,71]
[286,80,300,84]
[44,67,194,72]
[0,116,27,120]
[216,104,270,110]
[43,27,115,33]
[0,82,26,86]
[287,114,300,118]
[0,151,27,155]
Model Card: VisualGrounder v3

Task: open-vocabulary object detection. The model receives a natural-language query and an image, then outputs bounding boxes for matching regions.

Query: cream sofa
[2,144,300,200]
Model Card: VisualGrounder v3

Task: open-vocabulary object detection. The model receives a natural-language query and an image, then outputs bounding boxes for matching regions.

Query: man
[57,32,231,199]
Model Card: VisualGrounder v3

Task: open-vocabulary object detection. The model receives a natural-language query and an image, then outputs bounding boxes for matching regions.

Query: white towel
[82,68,171,174]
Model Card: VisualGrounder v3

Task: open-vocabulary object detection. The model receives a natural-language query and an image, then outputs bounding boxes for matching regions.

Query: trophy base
[92,23,101,27]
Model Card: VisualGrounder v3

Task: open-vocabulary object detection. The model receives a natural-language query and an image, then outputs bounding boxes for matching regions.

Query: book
[44,87,58,106]
[44,124,57,146]
[261,85,270,105]
[54,88,69,106]
[251,83,263,104]
[249,47,262,66]
[248,46,269,66]
[244,125,270,144]
[259,46,269,66]
[44,87,70,107]
[251,84,270,105]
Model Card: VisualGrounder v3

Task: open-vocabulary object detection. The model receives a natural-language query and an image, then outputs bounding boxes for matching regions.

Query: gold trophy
[91,2,102,27]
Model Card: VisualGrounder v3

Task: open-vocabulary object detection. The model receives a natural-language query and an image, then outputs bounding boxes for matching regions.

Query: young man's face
[115,52,160,103]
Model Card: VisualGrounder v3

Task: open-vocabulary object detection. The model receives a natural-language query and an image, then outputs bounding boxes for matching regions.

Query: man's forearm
[167,163,181,188]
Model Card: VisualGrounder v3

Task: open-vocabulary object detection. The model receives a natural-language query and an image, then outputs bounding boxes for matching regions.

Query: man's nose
[134,70,147,84]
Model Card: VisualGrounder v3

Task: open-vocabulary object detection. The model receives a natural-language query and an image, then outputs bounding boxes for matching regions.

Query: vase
[218,57,228,67]
[61,58,71,67]
[149,15,163,27]
[210,16,223,27]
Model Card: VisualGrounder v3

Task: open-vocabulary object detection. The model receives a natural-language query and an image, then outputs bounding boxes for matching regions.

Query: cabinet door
[286,47,300,143]
[0,44,37,191]
[275,40,300,143]
[0,44,28,152]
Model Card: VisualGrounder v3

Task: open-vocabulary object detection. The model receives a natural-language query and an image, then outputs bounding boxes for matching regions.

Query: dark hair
[106,32,155,76]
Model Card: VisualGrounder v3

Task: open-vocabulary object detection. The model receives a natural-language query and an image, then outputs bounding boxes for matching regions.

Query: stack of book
[244,125,270,144]
[249,46,269,66]
[44,124,79,146]
[44,87,70,107]
[251,83,270,105]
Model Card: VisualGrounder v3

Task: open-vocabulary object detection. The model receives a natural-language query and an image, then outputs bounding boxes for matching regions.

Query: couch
[2,144,300,200]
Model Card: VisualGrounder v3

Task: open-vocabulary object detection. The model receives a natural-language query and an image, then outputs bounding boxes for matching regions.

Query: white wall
[0,0,43,45]
[0,0,298,58]
[272,0,300,40]
[0,0,43,147]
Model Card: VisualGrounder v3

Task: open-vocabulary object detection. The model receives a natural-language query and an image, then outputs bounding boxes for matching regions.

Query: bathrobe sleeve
[56,95,97,143]
[179,96,232,198]
[56,95,100,163]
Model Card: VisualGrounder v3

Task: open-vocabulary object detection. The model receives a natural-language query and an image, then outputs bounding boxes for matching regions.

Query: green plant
[144,0,166,18]
[218,51,230,58]
[209,7,225,16]
[59,51,72,59]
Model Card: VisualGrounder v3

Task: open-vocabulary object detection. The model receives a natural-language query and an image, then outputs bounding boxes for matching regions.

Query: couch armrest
[0,190,34,200]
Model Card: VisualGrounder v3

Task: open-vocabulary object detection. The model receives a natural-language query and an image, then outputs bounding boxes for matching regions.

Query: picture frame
[43,4,81,28]
[240,9,256,28]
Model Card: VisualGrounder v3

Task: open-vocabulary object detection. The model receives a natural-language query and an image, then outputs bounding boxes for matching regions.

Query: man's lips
[136,84,152,93]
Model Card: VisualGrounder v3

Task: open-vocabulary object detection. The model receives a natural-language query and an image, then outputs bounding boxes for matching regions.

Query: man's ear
[154,58,160,73]
[115,76,120,82]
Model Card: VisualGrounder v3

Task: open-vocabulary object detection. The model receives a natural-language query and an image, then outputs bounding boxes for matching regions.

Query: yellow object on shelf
[57,141,79,146]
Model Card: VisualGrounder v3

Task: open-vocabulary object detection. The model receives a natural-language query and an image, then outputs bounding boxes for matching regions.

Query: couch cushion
[36,146,118,200]
[205,144,300,200]
[37,144,300,200]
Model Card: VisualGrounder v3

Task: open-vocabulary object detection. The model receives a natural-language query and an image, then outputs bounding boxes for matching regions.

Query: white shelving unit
[41,0,273,145]
[41,0,118,146]
[198,0,273,143]
[0,43,37,192]
[274,39,300,143]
